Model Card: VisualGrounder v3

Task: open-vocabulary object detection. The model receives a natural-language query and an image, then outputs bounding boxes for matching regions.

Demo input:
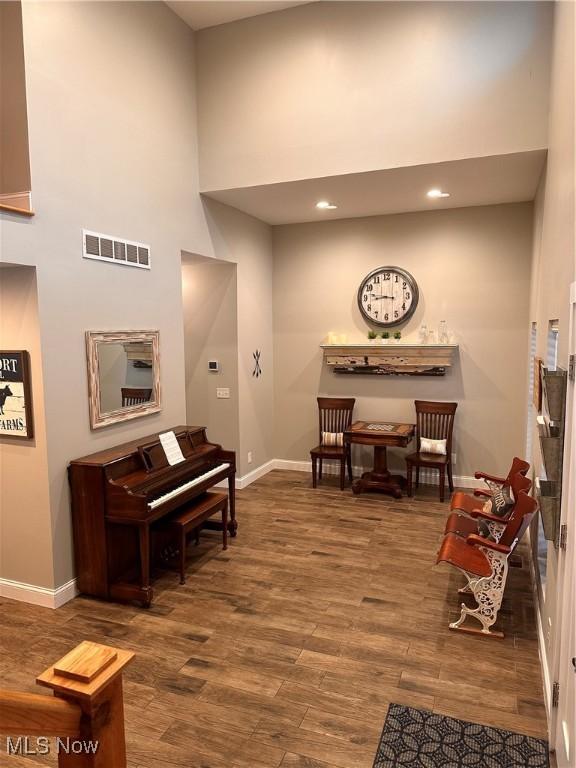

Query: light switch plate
[216,388,230,399]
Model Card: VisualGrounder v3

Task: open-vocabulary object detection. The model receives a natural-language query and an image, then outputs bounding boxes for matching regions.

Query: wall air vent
[82,230,151,270]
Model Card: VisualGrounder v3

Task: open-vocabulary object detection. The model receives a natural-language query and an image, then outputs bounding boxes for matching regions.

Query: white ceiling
[166,1,309,30]
[202,150,547,225]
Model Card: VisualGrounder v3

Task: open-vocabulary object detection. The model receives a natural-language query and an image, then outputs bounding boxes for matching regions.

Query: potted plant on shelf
[381,332,390,344]
[393,331,402,344]
[368,330,378,343]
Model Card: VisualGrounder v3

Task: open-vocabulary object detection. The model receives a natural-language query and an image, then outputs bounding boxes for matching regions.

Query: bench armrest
[473,488,492,498]
[466,534,510,554]
[474,471,505,484]
[469,508,507,523]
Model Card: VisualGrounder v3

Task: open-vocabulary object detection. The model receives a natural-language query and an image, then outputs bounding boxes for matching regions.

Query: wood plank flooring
[0,471,547,767]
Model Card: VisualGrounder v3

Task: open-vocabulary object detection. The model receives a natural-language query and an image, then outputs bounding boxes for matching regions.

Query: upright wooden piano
[69,425,236,606]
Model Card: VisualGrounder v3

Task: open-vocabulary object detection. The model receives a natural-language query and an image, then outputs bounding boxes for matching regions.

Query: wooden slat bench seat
[450,456,530,514]
[167,491,228,584]
[444,472,532,542]
[436,490,538,637]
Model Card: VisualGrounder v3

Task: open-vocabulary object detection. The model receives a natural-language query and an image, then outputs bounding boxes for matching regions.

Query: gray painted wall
[196,1,552,190]
[273,203,533,478]
[0,2,274,590]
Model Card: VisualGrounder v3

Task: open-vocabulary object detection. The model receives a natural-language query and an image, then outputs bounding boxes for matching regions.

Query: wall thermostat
[208,360,219,373]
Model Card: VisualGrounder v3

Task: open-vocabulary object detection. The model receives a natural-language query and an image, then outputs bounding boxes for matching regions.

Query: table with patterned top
[344,420,415,498]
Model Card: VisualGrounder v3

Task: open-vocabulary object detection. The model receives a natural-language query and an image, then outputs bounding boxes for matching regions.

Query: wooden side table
[344,421,415,498]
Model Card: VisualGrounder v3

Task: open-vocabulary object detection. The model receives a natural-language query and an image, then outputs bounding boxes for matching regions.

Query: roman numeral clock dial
[357,267,419,327]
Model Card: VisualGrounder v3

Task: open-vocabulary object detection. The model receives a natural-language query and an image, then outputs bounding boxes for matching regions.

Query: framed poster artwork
[0,350,34,439]
[533,356,543,412]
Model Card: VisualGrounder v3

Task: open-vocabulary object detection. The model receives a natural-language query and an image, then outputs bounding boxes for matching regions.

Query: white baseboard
[274,458,313,473]
[0,577,78,609]
[272,458,478,489]
[214,459,277,491]
[236,460,277,490]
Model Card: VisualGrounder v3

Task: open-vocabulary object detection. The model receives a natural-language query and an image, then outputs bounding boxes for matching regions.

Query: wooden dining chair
[121,387,152,406]
[405,400,458,502]
[310,397,355,490]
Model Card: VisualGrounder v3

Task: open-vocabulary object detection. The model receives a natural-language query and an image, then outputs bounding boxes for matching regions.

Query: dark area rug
[373,704,549,767]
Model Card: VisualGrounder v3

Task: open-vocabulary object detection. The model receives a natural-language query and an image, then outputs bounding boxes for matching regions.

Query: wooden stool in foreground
[0,640,134,767]
[169,491,228,584]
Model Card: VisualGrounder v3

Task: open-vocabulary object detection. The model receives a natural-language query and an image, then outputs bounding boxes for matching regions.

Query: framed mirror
[86,330,161,429]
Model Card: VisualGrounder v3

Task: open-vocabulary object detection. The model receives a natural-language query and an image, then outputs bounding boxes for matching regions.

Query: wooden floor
[0,470,547,767]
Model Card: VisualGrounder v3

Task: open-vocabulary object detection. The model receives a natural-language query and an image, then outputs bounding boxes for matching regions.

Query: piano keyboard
[148,462,231,509]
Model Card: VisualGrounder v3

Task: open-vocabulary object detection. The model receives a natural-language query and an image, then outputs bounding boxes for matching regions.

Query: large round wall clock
[357,266,419,327]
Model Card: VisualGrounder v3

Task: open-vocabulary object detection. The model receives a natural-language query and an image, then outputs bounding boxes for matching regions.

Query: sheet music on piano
[159,430,186,466]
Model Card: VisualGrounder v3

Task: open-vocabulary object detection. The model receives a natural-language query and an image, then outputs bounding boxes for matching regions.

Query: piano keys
[68,426,236,606]
[148,462,231,509]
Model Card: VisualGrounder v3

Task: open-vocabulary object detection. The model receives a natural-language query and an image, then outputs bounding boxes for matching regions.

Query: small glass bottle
[419,323,428,344]
[428,329,437,344]
[439,320,449,344]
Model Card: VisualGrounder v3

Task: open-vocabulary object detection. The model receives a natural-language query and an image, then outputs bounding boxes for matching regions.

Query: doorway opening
[181,252,240,458]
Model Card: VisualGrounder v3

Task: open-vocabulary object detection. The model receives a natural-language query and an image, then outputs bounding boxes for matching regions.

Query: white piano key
[148,462,230,509]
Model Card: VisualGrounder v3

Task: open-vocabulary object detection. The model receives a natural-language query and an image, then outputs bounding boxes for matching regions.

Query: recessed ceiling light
[427,189,450,199]
[316,200,338,210]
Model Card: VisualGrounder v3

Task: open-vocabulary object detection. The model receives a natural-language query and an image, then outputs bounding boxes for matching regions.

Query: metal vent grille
[85,234,100,257]
[113,241,126,261]
[82,230,151,270]
[100,238,113,259]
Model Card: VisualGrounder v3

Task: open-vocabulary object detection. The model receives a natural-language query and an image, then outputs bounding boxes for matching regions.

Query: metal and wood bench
[444,471,532,542]
[436,490,538,638]
[450,456,530,515]
[167,491,228,584]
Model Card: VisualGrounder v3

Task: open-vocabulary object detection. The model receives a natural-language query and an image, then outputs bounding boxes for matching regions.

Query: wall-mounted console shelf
[321,343,458,376]
[536,367,567,546]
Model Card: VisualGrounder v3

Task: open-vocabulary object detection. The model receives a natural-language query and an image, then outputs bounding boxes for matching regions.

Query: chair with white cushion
[405,400,458,502]
[310,397,355,490]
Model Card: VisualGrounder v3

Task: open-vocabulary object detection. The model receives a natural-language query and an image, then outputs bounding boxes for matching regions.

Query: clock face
[357,266,419,327]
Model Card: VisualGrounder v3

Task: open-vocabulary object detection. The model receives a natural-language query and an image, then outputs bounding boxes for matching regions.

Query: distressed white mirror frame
[86,330,161,429]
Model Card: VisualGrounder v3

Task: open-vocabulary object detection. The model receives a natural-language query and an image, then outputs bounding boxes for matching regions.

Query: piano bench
[168,491,228,584]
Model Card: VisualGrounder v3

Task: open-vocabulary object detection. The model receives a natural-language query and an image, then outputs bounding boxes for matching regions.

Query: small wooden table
[344,421,415,498]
